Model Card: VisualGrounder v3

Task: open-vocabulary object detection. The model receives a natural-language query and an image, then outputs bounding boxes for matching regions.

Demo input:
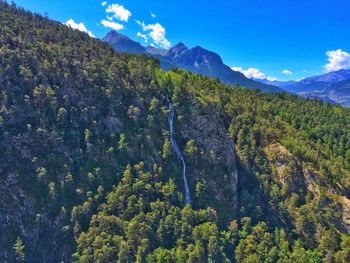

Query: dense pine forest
[0,1,349,262]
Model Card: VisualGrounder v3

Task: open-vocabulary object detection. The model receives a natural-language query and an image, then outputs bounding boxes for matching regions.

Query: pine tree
[13,237,25,262]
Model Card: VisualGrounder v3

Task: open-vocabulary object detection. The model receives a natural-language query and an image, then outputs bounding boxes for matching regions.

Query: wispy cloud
[65,19,94,37]
[282,69,293,75]
[106,3,131,22]
[324,49,350,72]
[101,1,107,7]
[136,32,148,42]
[231,66,277,81]
[150,11,156,18]
[101,19,124,30]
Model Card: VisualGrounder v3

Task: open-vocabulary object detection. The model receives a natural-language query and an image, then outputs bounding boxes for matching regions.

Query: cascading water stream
[167,99,192,205]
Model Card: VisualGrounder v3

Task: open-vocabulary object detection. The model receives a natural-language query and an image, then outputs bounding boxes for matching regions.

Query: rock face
[264,143,307,194]
[180,103,238,220]
[339,196,350,233]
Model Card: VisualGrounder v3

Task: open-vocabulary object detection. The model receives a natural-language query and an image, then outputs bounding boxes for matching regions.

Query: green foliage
[118,133,127,151]
[0,1,349,262]
[162,136,171,159]
[185,140,198,155]
[13,237,25,262]
[74,164,230,262]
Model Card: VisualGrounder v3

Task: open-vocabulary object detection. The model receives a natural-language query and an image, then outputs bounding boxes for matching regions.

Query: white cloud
[136,32,148,42]
[65,19,94,37]
[106,3,131,22]
[324,49,350,72]
[150,11,156,18]
[101,1,107,6]
[266,76,278,81]
[139,22,171,48]
[101,20,124,30]
[231,66,277,81]
[231,67,265,79]
[282,69,293,75]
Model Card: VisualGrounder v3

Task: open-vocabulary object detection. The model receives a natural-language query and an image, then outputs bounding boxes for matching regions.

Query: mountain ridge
[103,30,282,92]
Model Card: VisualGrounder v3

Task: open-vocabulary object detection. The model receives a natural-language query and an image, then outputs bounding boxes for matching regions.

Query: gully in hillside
[167,98,192,205]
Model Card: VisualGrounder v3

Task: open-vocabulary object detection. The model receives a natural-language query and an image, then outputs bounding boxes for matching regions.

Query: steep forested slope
[0,2,350,262]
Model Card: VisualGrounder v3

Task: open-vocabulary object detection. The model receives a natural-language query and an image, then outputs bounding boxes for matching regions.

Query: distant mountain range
[103,31,350,106]
[299,69,350,84]
[103,31,282,92]
[257,69,350,106]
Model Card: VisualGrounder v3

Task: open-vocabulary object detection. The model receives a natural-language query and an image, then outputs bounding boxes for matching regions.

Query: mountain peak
[191,45,213,54]
[104,30,128,40]
[107,30,120,36]
[188,46,223,64]
[103,31,146,54]
[167,42,189,59]
[174,42,188,49]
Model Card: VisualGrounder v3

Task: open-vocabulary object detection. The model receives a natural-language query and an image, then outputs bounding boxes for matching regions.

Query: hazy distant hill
[256,69,350,106]
[255,79,297,89]
[297,79,350,106]
[299,69,350,84]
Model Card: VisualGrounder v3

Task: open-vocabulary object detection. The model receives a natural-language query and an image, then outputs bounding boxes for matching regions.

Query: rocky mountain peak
[167,42,189,59]
[103,30,146,54]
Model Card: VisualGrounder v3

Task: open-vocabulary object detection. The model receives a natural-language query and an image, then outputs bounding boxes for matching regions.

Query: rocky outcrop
[338,196,350,233]
[264,143,306,193]
[264,142,350,235]
[179,103,238,218]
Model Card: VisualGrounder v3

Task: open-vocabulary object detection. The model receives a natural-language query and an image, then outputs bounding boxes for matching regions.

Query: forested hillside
[0,2,349,262]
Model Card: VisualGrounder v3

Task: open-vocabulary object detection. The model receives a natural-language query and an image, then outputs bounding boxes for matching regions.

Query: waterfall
[167,99,192,205]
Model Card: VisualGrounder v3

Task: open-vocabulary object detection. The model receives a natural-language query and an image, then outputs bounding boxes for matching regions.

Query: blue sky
[13,0,350,81]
